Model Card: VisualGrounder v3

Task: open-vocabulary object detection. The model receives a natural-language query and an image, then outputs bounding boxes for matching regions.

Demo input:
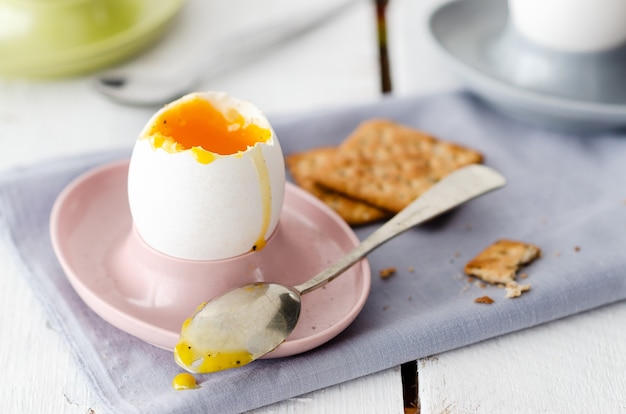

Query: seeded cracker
[315,120,484,213]
[464,239,541,285]
[286,147,390,225]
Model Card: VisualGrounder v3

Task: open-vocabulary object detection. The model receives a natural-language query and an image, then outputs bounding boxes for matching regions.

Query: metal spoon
[96,0,362,106]
[175,164,506,373]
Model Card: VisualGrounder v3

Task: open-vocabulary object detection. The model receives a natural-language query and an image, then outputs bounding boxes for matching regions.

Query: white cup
[508,0,626,52]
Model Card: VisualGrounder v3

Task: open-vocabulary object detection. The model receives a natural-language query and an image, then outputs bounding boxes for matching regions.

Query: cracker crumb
[505,281,531,298]
[474,280,487,288]
[555,251,561,257]
[407,266,414,273]
[474,295,494,304]
[379,267,396,278]
[464,239,541,284]
[519,273,529,279]
[574,246,581,252]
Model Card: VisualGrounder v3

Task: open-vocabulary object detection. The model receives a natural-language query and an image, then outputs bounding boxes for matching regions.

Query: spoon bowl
[175,283,301,373]
[175,164,506,373]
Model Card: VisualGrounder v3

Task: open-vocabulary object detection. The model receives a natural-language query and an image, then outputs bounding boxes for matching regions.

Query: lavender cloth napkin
[1,92,625,413]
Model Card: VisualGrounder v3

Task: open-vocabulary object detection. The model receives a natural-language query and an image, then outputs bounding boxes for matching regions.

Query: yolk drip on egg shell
[144,95,272,164]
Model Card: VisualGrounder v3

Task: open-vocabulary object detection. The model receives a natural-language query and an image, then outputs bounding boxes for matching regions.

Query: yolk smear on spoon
[144,95,272,164]
[175,340,253,374]
[171,372,199,390]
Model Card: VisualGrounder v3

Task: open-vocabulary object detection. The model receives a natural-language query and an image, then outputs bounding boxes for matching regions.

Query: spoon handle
[294,164,506,295]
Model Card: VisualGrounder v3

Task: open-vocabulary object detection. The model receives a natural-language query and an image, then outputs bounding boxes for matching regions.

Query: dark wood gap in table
[375,0,393,94]
[401,360,419,413]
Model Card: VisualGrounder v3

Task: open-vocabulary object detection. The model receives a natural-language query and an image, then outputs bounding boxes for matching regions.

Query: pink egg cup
[51,160,371,358]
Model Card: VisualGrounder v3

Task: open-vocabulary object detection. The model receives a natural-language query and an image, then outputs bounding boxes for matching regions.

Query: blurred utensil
[95,0,362,106]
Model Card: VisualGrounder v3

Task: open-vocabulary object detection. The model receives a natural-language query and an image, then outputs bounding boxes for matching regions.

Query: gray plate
[428,0,626,132]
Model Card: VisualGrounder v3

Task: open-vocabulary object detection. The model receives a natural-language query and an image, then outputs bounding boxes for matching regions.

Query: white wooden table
[1,1,624,413]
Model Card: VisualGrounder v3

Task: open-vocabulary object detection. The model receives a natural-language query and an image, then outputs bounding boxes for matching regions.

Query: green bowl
[0,0,185,78]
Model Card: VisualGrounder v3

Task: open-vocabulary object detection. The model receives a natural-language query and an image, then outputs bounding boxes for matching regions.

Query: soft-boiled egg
[127,91,285,261]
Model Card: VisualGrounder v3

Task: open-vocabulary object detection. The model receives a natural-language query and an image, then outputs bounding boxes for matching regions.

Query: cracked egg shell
[127,91,285,261]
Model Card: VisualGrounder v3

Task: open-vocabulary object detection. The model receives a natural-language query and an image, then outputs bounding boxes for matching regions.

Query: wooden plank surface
[251,367,405,414]
[0,1,407,413]
[6,0,624,413]
[418,301,626,413]
[1,235,404,413]
[388,2,626,412]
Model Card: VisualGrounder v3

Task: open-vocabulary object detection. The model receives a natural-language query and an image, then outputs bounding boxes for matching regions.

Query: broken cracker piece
[315,120,483,213]
[505,281,531,298]
[464,239,541,284]
[286,147,390,225]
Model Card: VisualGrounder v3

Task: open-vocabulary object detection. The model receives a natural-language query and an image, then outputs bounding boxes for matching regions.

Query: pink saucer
[50,160,371,358]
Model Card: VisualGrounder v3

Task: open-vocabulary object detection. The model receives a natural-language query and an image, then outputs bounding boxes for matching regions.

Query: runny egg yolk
[172,372,199,390]
[175,340,254,374]
[145,95,272,164]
